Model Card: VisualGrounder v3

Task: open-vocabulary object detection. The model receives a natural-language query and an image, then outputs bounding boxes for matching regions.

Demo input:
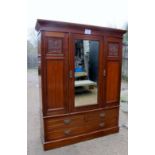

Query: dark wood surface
[105,37,122,106]
[35,19,126,37]
[44,108,118,141]
[42,31,69,115]
[35,19,126,150]
[44,126,119,150]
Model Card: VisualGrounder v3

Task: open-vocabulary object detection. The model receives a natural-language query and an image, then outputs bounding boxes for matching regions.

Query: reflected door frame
[68,33,105,112]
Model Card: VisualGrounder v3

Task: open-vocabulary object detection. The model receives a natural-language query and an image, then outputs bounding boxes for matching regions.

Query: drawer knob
[64,129,71,136]
[99,112,105,117]
[99,123,105,127]
[64,118,71,125]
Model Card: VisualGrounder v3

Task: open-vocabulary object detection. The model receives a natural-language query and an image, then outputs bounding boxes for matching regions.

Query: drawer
[104,108,118,127]
[85,111,106,122]
[46,126,85,140]
[45,114,85,132]
[85,108,118,128]
[44,108,118,141]
[46,120,106,141]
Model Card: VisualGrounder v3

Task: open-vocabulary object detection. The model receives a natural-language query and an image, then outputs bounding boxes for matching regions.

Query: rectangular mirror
[74,40,99,107]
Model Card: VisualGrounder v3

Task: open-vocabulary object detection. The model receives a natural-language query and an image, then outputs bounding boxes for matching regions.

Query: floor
[27,69,128,155]
[75,87,97,107]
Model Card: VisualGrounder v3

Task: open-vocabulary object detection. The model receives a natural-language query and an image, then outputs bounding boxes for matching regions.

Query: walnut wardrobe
[35,19,126,150]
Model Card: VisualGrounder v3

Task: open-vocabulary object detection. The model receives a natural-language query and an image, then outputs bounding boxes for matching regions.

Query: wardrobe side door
[42,31,69,115]
[105,37,122,106]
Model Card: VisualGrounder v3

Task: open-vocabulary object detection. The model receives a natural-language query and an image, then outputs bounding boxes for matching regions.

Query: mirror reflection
[74,40,99,107]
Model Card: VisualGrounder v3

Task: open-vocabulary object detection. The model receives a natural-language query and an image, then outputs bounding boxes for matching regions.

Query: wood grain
[44,108,118,141]
[106,61,120,103]
[46,60,64,109]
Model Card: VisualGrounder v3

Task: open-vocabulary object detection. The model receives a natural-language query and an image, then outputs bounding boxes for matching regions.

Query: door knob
[64,118,71,125]
[103,69,106,77]
[64,129,71,136]
[99,112,105,117]
[99,122,105,127]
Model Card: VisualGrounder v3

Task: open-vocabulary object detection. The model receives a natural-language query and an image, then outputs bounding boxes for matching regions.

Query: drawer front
[46,126,85,140]
[44,108,118,141]
[103,108,118,127]
[84,108,118,132]
[44,114,85,140]
[45,115,85,131]
[85,108,118,126]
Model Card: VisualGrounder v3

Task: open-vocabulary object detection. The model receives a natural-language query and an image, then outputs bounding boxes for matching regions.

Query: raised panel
[108,43,119,57]
[106,61,120,103]
[46,60,65,110]
[47,38,62,53]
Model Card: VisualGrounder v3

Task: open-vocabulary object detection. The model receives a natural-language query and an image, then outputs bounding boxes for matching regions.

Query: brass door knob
[64,118,71,125]
[99,112,105,117]
[69,70,73,78]
[99,123,105,127]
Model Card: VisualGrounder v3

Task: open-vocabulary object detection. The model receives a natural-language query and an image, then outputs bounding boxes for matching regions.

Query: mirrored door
[74,40,99,107]
[69,34,104,111]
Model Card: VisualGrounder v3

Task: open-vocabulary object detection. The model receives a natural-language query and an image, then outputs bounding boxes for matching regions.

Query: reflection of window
[75,40,99,82]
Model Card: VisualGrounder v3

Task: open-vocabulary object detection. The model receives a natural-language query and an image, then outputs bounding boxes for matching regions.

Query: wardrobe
[35,19,126,150]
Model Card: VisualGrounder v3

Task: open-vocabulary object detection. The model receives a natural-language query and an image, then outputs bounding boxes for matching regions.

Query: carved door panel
[105,37,122,106]
[42,32,69,115]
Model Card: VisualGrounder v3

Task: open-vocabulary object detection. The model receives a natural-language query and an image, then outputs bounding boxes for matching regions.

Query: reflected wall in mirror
[74,40,99,107]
